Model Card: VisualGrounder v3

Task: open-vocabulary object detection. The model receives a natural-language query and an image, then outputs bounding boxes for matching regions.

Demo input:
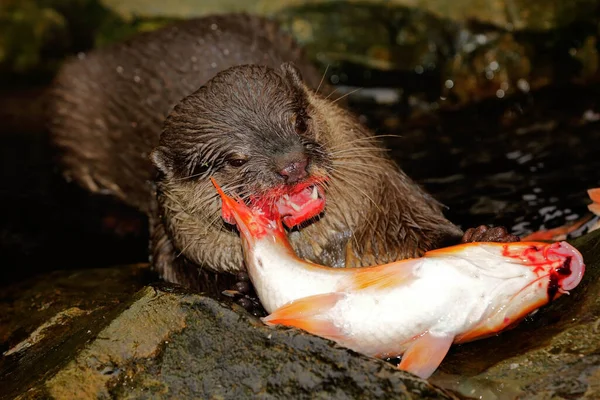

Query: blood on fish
[547,274,559,301]
[556,257,572,275]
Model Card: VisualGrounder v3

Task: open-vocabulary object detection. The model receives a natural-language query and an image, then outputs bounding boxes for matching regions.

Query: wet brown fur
[49,14,463,289]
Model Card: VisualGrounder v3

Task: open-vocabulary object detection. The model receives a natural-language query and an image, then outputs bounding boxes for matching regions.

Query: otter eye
[227,158,247,168]
[190,161,210,178]
[294,114,309,135]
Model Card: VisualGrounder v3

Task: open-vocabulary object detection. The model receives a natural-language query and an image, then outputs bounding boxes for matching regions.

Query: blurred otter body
[49,14,463,289]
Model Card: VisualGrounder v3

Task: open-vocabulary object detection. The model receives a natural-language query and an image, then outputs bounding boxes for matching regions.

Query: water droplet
[414,65,424,74]
[500,81,509,91]
[489,61,499,71]
[583,109,600,122]
[77,52,86,60]
[486,70,494,80]
[506,150,522,159]
[330,74,340,84]
[539,206,556,215]
[496,89,505,98]
[444,79,454,89]
[223,48,230,56]
[210,23,218,31]
[523,194,537,201]
[191,56,197,62]
[464,43,476,53]
[133,76,141,83]
[517,79,530,93]
[517,153,533,164]
[569,48,577,56]
[116,66,124,74]
[211,62,217,68]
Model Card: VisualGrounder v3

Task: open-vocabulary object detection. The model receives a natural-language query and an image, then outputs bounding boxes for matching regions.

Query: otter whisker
[327,133,403,149]
[330,172,383,215]
[324,88,339,101]
[332,87,363,105]
[331,162,391,174]
[330,150,389,159]
[315,64,330,95]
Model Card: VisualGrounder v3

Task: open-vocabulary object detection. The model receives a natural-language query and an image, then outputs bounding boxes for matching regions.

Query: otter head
[151,63,333,234]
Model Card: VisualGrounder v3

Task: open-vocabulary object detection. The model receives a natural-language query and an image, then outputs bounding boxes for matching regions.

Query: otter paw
[461,225,520,243]
[231,272,267,317]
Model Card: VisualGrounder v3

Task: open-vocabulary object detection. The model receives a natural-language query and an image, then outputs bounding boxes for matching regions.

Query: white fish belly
[249,242,349,313]
[326,258,537,357]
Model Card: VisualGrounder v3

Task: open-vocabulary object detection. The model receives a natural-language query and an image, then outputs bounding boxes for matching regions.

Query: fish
[211,178,586,379]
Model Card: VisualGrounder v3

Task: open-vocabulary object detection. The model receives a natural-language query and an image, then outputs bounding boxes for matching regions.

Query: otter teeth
[289,201,302,212]
[310,186,318,200]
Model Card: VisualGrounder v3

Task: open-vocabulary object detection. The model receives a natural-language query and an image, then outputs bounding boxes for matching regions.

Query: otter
[49,14,517,300]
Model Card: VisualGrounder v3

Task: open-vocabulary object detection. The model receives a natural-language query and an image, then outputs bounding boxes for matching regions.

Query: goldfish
[212,178,586,379]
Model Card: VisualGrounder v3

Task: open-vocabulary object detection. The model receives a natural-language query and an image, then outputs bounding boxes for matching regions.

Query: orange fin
[398,332,454,379]
[521,215,591,242]
[348,259,420,291]
[262,292,346,340]
[589,188,600,203]
[589,188,600,216]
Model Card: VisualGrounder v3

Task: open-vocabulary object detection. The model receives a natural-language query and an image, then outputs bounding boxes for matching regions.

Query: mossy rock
[0,267,456,399]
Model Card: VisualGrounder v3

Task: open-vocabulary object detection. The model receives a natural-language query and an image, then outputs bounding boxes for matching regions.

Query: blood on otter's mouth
[274,183,326,227]
[240,180,326,228]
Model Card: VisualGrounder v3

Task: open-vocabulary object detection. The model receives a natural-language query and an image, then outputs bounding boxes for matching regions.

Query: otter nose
[278,156,309,184]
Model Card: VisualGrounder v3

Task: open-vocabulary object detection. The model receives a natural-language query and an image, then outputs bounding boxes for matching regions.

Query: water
[346,83,600,237]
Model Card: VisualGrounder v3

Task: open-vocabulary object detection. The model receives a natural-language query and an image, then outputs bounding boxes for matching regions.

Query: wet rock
[0,269,457,400]
[4,0,600,105]
[429,229,600,399]
[96,0,600,104]
[102,0,598,31]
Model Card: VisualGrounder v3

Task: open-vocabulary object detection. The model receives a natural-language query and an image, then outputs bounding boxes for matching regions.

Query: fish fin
[398,332,454,379]
[589,188,600,203]
[348,260,419,291]
[588,188,600,216]
[521,216,591,241]
[262,292,346,339]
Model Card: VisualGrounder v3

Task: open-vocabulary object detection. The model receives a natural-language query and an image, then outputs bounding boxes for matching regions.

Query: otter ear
[150,146,174,179]
[280,62,305,90]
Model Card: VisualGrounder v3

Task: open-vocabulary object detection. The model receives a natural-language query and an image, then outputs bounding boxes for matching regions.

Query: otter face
[151,63,332,228]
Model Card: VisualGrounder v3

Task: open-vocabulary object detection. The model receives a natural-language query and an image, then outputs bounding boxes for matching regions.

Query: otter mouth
[242,180,326,228]
[274,183,326,228]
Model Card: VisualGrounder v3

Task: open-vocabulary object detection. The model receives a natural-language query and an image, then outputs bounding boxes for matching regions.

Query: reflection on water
[349,83,600,238]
